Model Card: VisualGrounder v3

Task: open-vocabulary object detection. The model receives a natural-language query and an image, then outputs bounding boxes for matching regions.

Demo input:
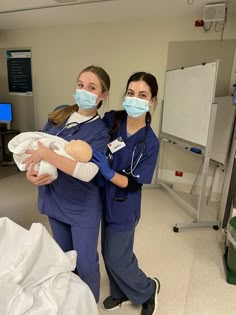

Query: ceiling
[0,0,235,30]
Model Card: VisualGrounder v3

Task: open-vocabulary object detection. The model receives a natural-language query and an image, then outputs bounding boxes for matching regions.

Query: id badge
[108,137,126,154]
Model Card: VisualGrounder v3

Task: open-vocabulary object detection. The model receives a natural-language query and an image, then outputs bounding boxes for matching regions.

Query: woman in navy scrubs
[25,65,110,303]
[92,72,160,315]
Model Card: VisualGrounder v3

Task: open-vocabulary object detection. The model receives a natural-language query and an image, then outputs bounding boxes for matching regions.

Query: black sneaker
[102,295,130,311]
[141,278,161,315]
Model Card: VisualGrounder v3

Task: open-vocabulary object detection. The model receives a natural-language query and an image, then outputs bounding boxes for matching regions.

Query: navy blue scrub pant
[49,217,100,302]
[102,222,155,304]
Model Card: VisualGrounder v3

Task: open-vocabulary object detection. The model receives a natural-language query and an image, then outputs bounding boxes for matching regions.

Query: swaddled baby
[8,132,93,180]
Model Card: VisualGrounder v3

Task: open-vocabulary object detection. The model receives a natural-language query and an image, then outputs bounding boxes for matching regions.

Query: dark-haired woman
[92,72,160,315]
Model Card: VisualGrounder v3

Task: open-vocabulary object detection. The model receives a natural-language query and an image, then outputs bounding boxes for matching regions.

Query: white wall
[0,15,236,197]
[0,16,235,131]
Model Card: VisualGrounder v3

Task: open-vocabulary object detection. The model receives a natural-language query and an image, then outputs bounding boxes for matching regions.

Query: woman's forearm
[42,148,76,176]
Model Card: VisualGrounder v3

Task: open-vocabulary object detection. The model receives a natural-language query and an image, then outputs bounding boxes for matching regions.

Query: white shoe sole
[152,277,161,315]
[102,300,132,312]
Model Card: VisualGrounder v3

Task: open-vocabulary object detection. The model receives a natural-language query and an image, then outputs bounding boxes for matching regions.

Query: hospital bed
[0,217,99,315]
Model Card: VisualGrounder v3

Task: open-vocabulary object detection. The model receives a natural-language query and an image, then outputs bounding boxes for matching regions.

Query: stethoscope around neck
[54,113,99,138]
[122,129,147,178]
[122,142,145,178]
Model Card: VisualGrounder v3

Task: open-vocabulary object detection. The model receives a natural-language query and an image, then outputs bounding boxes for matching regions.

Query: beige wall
[0,15,236,189]
[167,39,236,96]
[0,16,235,131]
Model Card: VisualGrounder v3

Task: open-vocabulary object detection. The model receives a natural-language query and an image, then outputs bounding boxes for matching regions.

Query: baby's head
[65,140,93,162]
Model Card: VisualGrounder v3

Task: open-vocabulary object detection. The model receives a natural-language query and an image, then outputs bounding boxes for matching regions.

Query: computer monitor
[0,103,13,129]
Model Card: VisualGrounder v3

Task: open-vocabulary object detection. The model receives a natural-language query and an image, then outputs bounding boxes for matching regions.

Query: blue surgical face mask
[122,96,149,118]
[73,89,97,110]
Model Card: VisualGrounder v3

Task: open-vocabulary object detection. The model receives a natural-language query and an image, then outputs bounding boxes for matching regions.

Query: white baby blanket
[8,132,73,180]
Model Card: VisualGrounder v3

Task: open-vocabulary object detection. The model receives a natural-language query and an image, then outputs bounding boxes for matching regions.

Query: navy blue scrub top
[38,105,110,228]
[102,111,159,231]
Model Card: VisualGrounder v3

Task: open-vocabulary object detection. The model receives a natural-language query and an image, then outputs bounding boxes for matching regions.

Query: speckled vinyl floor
[1,169,236,315]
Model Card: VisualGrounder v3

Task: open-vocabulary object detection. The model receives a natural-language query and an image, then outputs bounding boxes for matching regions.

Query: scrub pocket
[111,188,135,225]
[113,188,128,202]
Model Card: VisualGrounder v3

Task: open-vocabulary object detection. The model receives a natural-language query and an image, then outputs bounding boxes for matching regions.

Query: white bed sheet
[0,217,98,315]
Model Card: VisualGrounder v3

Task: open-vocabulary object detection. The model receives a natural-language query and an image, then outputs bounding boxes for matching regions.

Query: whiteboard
[211,96,235,164]
[162,62,218,146]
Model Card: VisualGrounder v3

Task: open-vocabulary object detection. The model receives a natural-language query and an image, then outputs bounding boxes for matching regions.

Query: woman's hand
[26,169,54,186]
[91,149,115,180]
[23,141,50,171]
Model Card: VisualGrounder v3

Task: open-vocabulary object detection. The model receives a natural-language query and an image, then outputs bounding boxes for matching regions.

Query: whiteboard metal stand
[158,102,220,232]
[190,159,220,206]
[155,99,164,188]
[221,118,236,229]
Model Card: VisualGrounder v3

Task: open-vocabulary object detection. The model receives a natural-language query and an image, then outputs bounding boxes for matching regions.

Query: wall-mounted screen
[0,103,13,123]
[7,50,33,95]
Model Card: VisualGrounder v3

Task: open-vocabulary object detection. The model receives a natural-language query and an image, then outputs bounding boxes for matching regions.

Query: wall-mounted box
[203,3,226,22]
